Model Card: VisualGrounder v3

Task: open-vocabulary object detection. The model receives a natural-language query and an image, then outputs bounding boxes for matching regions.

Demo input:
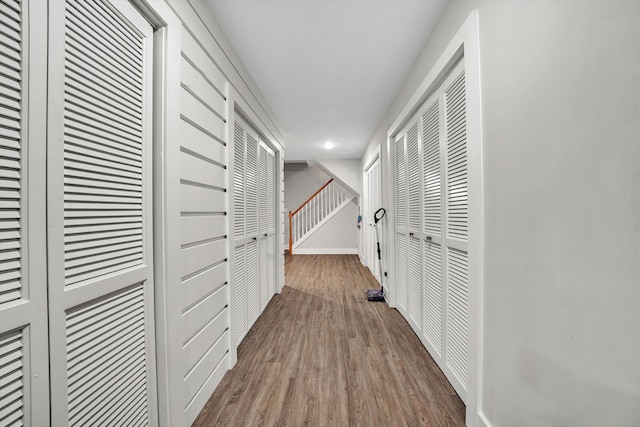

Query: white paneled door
[393,59,469,401]
[233,116,276,348]
[47,1,158,424]
[0,1,49,425]
[363,154,381,282]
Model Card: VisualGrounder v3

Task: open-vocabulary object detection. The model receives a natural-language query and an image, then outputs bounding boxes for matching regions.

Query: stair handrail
[288,178,333,253]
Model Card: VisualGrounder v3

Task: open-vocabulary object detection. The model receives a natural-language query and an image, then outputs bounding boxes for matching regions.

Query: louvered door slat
[422,100,441,236]
[0,330,23,427]
[245,134,258,236]
[65,227,142,244]
[258,144,267,234]
[233,122,245,239]
[65,48,141,110]
[246,241,259,327]
[233,245,246,344]
[0,5,20,36]
[0,96,20,118]
[394,135,407,230]
[0,25,20,49]
[65,72,141,122]
[445,70,467,241]
[66,285,148,427]
[86,0,142,54]
[0,0,22,308]
[423,241,442,354]
[65,6,142,80]
[267,234,275,296]
[408,237,422,328]
[64,100,142,142]
[65,110,142,149]
[259,237,267,310]
[65,85,142,135]
[395,233,408,311]
[446,248,468,385]
[65,226,142,245]
[64,185,141,200]
[64,165,142,189]
[63,7,146,290]
[266,149,275,233]
[258,142,268,309]
[66,0,142,72]
[407,122,420,232]
[266,148,275,298]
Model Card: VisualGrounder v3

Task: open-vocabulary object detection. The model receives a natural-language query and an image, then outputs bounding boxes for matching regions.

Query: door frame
[385,11,483,427]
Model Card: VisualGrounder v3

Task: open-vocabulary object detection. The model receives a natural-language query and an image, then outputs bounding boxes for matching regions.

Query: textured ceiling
[204,0,447,161]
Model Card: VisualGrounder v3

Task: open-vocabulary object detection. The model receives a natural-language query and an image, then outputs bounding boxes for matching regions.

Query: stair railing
[288,179,352,253]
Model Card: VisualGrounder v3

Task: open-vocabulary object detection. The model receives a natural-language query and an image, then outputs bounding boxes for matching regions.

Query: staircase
[288,179,355,254]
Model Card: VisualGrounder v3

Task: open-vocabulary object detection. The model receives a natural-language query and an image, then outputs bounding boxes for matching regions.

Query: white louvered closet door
[258,140,276,309]
[406,121,422,332]
[266,146,276,299]
[391,59,469,403]
[258,142,268,311]
[233,116,272,347]
[0,1,49,425]
[244,132,259,329]
[47,1,158,425]
[233,120,248,346]
[393,134,408,313]
[421,97,443,359]
[442,61,469,398]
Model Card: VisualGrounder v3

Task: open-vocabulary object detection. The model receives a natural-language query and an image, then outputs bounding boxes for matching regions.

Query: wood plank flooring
[193,254,465,426]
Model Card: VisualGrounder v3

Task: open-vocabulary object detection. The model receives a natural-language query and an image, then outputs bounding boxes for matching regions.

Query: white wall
[308,158,362,196]
[296,201,358,253]
[285,163,358,253]
[362,1,640,426]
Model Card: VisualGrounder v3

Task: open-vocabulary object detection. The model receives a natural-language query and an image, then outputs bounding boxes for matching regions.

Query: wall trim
[293,248,358,255]
[478,413,493,427]
[363,145,381,172]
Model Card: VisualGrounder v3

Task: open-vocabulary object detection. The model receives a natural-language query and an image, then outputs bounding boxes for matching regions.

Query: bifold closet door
[395,117,423,333]
[233,117,276,347]
[47,1,158,424]
[266,146,276,298]
[258,141,276,311]
[421,98,444,360]
[393,134,408,313]
[442,63,469,398]
[406,121,423,332]
[392,59,469,402]
[232,120,247,345]
[0,1,49,425]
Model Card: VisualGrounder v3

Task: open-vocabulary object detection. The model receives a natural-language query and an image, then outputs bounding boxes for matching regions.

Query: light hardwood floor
[193,254,465,426]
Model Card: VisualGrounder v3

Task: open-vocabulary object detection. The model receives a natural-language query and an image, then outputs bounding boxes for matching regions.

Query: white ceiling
[203,0,447,162]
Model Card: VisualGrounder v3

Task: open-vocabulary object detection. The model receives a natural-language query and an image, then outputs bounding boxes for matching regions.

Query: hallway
[193,255,465,426]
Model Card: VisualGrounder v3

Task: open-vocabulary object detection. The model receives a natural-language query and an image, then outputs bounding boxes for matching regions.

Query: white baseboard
[292,248,358,255]
[478,413,493,427]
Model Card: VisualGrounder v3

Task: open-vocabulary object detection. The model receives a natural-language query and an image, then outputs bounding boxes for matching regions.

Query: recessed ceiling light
[324,141,334,150]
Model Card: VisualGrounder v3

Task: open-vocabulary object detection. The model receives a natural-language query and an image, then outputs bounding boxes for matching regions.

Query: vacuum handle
[374,208,386,224]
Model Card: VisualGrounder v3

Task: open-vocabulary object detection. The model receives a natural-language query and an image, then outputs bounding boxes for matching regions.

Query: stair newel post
[289,211,293,254]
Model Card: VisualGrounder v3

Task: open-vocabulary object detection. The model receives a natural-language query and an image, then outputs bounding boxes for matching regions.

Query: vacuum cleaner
[367,207,386,302]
